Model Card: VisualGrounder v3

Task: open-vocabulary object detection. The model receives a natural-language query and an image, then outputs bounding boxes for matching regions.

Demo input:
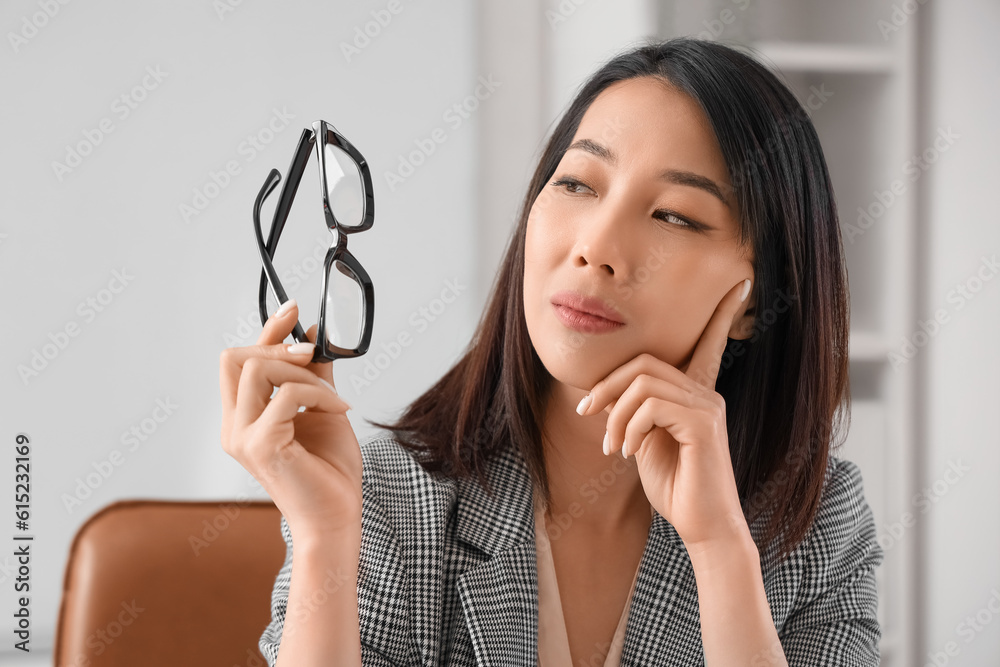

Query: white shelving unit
[658,3,918,665]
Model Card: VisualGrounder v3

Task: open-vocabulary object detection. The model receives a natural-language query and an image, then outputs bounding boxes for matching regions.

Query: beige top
[533,491,652,667]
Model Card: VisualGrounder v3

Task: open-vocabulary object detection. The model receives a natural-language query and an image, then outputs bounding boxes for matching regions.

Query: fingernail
[576,393,593,416]
[318,378,338,394]
[602,431,610,456]
[275,298,297,317]
[740,279,751,303]
[287,342,315,354]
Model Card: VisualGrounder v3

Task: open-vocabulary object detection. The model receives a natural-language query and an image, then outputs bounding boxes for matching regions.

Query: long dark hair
[366,37,851,566]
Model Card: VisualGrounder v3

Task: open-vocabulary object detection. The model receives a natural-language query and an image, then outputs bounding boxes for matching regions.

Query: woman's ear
[727,292,756,340]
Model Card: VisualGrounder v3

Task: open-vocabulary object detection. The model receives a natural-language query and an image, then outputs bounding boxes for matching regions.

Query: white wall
[922,0,1000,663]
[0,0,478,660]
[545,0,657,121]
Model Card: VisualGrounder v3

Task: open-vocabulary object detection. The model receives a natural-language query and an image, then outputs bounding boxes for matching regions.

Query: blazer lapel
[403,471,458,667]
[454,444,539,666]
[456,542,539,666]
[620,512,707,666]
[358,437,465,667]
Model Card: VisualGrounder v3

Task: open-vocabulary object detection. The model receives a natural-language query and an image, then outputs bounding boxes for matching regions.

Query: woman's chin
[529,320,659,389]
[536,350,612,392]
[535,333,695,389]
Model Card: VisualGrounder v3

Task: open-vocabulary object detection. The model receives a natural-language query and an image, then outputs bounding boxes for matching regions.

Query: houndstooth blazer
[259,430,883,666]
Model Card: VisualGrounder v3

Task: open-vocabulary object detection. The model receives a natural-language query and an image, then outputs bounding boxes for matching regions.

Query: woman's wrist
[291,521,363,563]
[686,524,759,574]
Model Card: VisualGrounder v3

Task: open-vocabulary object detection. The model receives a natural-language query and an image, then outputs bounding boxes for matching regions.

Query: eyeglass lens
[323,142,366,229]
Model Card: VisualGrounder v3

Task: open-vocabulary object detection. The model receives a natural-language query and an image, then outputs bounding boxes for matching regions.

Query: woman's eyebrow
[566,137,732,209]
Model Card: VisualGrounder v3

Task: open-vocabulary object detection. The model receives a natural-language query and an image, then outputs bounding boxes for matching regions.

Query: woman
[220,37,882,666]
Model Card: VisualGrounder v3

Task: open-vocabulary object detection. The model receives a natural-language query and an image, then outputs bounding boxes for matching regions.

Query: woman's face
[523,76,756,391]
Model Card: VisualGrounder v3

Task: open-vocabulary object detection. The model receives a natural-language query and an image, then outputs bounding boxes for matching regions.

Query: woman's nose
[572,200,629,276]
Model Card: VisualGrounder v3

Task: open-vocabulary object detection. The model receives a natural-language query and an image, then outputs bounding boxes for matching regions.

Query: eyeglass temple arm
[266,128,315,257]
[253,168,308,343]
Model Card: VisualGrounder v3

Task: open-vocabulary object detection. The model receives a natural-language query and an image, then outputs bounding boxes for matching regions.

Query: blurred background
[1,0,997,664]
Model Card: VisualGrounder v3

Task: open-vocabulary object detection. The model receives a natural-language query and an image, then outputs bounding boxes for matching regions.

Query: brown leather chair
[54,499,286,667]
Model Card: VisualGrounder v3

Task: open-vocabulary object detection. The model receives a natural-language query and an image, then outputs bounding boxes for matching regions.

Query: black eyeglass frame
[252,120,375,364]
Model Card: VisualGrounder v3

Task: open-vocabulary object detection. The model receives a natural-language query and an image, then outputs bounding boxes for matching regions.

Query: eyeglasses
[253,120,375,364]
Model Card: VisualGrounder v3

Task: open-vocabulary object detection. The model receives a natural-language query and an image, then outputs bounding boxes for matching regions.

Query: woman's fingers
[252,382,355,474]
[241,381,344,460]
[220,332,316,412]
[256,298,303,346]
[605,375,701,456]
[232,357,347,434]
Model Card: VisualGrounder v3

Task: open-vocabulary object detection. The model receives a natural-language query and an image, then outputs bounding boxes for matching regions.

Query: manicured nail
[576,393,593,415]
[275,298,297,317]
[287,342,315,354]
[602,431,610,456]
[740,279,751,303]
[318,378,338,394]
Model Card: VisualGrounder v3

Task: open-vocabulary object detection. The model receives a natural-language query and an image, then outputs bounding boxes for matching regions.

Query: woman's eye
[653,210,696,229]
[550,177,590,194]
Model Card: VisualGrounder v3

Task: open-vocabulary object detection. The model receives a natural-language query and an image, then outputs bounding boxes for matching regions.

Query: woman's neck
[539,381,651,535]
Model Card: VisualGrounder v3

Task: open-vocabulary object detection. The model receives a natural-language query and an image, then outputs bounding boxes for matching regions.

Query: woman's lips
[552,303,626,334]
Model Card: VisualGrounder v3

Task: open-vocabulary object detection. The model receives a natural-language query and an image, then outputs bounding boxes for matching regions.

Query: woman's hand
[219,299,363,545]
[576,279,753,553]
